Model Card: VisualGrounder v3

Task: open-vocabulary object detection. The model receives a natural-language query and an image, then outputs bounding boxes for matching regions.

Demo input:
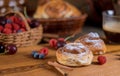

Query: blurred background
[0,0,120,38]
[0,0,119,27]
[27,0,120,26]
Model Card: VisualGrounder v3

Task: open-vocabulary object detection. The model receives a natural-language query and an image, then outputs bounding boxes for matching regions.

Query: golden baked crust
[75,32,107,55]
[34,0,81,18]
[56,43,93,66]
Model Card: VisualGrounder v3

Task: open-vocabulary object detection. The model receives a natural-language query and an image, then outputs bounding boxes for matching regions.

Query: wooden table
[0,44,120,76]
[0,26,120,76]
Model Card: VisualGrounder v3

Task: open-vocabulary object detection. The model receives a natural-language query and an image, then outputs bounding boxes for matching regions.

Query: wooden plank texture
[0,44,120,76]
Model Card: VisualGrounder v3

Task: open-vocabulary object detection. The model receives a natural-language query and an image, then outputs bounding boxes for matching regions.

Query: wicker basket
[0,11,43,47]
[38,13,87,37]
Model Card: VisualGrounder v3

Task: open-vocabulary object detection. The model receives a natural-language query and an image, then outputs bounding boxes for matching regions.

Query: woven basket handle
[5,11,30,31]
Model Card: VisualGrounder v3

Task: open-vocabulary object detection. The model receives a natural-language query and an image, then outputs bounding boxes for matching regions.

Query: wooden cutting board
[0,44,120,76]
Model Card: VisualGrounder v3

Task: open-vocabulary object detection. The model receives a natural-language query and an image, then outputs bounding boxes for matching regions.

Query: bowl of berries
[0,11,43,47]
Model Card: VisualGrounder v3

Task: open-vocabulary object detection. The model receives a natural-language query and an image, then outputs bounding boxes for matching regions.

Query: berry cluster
[0,42,17,55]
[32,48,48,59]
[0,15,26,34]
[49,38,66,49]
[0,14,40,34]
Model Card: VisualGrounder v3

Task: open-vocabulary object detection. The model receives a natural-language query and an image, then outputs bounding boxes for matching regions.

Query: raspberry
[8,16,16,22]
[0,26,3,32]
[13,30,17,33]
[4,23,12,29]
[58,38,65,42]
[20,21,26,28]
[39,48,48,56]
[97,56,107,65]
[49,39,57,48]
[14,17,21,23]
[3,28,12,34]
[12,23,20,31]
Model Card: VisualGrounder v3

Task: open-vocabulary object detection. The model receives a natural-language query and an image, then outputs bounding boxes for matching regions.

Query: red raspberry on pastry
[12,23,20,31]
[97,55,107,65]
[4,23,12,29]
[0,26,3,32]
[49,39,57,48]
[3,28,12,34]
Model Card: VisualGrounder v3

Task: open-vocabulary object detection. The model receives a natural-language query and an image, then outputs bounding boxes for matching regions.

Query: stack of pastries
[56,32,107,66]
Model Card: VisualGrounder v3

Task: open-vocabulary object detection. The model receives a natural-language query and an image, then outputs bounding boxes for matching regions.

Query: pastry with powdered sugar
[75,32,106,55]
[56,43,93,66]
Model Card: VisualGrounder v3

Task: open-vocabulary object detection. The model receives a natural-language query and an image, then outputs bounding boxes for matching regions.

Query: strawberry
[12,23,20,31]
[3,28,12,34]
[49,39,57,48]
[4,23,12,29]
[97,56,107,65]
[0,26,3,32]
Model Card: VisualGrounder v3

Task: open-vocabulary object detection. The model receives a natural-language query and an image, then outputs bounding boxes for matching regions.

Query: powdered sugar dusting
[65,43,85,51]
[85,38,102,49]
[83,32,103,49]
[88,32,99,38]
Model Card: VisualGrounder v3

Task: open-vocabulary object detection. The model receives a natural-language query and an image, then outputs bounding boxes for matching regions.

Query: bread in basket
[34,0,87,36]
[0,11,43,47]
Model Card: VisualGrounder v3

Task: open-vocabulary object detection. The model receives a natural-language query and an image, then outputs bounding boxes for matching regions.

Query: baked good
[34,0,82,19]
[56,43,93,66]
[75,32,107,55]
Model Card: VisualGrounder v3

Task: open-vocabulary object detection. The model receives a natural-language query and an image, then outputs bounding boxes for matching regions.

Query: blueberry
[7,19,12,23]
[31,51,37,56]
[39,53,45,59]
[33,52,39,58]
[29,19,40,28]
[17,30,22,33]
[0,44,5,53]
[0,16,6,25]
[57,41,66,49]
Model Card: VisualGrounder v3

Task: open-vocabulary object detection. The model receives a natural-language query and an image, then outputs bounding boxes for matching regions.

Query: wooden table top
[0,44,120,76]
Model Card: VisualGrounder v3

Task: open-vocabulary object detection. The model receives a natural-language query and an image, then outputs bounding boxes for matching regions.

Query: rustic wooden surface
[0,44,120,76]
